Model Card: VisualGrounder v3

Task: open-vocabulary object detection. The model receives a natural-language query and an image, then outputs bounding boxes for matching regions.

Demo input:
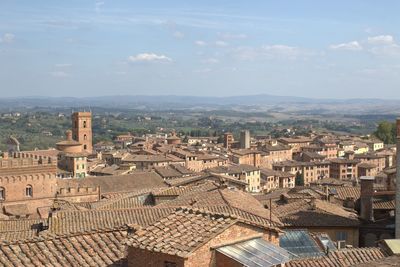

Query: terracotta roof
[358,162,377,169]
[3,204,30,216]
[154,166,183,178]
[127,207,253,258]
[274,199,359,227]
[122,154,172,162]
[333,186,361,201]
[58,171,167,194]
[0,219,47,242]
[90,194,153,210]
[286,247,386,267]
[0,229,128,266]
[373,199,395,210]
[353,255,400,267]
[163,175,207,186]
[49,207,174,235]
[157,184,282,227]
[153,181,218,197]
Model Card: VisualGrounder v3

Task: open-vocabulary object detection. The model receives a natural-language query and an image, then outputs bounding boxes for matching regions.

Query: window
[25,185,33,197]
[84,134,87,140]
[336,231,348,241]
[0,187,5,200]
[82,164,85,169]
[164,262,177,267]
[84,144,87,150]
[83,121,87,128]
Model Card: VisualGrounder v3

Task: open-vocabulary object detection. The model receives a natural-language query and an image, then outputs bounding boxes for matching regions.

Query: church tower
[72,111,93,154]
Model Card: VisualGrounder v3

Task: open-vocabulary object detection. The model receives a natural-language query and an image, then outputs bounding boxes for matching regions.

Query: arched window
[0,187,5,200]
[25,185,33,197]
[84,144,87,150]
[83,121,87,128]
[84,134,87,140]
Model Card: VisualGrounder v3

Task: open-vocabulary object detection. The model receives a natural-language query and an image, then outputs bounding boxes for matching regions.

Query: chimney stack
[396,118,400,238]
[360,176,375,222]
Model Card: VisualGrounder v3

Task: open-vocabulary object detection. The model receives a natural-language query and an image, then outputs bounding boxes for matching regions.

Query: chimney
[360,176,375,222]
[396,118,400,238]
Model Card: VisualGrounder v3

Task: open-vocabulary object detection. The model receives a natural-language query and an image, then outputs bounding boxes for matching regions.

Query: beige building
[208,164,261,192]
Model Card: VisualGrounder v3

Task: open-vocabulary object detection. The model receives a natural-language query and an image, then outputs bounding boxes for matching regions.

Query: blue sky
[0,1,400,98]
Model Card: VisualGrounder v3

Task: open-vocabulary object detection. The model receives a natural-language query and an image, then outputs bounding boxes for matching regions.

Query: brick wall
[185,223,278,267]
[128,222,279,267]
[128,247,185,267]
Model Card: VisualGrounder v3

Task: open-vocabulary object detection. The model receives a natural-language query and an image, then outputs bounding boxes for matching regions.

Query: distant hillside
[1,95,400,115]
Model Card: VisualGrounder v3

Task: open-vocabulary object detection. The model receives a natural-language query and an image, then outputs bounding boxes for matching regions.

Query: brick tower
[72,111,93,154]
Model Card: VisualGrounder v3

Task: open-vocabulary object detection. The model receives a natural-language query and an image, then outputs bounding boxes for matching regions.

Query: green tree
[374,121,396,144]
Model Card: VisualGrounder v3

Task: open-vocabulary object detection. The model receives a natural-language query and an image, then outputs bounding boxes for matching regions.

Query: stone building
[239,130,250,149]
[127,207,284,267]
[230,149,261,167]
[72,111,93,154]
[0,152,58,218]
[223,132,234,149]
[56,130,87,178]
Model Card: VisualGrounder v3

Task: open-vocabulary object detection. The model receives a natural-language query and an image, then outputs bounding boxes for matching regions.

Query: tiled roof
[163,175,207,186]
[0,219,47,242]
[286,247,386,267]
[153,181,218,197]
[274,199,359,227]
[0,229,128,266]
[373,199,395,210]
[154,166,183,178]
[353,255,400,267]
[127,207,238,257]
[91,194,153,210]
[58,171,167,194]
[333,186,361,201]
[157,184,282,227]
[49,207,174,235]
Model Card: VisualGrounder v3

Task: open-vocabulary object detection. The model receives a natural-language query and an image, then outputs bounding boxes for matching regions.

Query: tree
[374,121,396,144]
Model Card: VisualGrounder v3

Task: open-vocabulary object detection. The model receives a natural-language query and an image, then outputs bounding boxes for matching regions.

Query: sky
[0,1,400,99]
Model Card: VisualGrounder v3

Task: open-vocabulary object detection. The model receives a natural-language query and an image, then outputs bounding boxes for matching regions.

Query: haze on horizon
[1,1,400,99]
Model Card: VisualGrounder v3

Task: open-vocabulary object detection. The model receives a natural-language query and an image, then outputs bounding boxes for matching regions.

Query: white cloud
[215,40,228,47]
[367,35,394,45]
[219,33,248,40]
[173,31,184,39]
[50,71,69,77]
[0,33,15,44]
[201,58,219,64]
[128,53,172,63]
[329,41,362,51]
[195,40,207,46]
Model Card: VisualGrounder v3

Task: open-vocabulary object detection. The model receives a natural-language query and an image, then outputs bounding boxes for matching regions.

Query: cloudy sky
[1,1,400,98]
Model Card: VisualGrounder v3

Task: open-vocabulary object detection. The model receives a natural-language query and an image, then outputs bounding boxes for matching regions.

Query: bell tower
[72,111,93,154]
